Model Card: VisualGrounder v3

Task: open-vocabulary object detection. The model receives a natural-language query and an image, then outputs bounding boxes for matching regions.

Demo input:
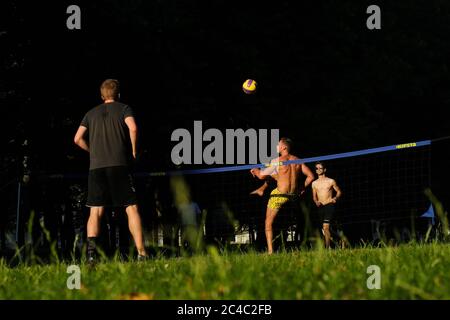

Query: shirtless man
[311,161,342,248]
[250,138,314,254]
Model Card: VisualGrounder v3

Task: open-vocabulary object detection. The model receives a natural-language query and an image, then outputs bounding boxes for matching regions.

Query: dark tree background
[2,0,450,196]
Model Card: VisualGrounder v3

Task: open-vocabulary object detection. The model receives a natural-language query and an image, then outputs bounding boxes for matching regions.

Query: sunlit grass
[1,242,449,300]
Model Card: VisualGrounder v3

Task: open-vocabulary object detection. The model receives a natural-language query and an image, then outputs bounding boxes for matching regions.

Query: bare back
[275,154,303,194]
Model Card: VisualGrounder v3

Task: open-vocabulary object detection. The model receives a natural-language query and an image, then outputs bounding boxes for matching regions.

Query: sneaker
[87,250,97,265]
[137,254,149,262]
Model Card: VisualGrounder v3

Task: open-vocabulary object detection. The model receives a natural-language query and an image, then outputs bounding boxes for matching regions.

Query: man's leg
[125,204,147,256]
[87,206,105,237]
[265,207,279,254]
[322,223,331,248]
[87,206,104,261]
[250,181,269,196]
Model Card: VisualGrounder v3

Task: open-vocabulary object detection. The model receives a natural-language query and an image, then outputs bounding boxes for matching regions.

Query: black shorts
[86,166,137,207]
[318,203,335,224]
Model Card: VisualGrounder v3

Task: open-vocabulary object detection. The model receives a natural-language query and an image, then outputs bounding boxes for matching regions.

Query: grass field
[1,242,449,300]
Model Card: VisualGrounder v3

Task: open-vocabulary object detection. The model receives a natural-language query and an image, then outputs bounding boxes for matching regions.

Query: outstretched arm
[74,126,89,152]
[250,161,277,180]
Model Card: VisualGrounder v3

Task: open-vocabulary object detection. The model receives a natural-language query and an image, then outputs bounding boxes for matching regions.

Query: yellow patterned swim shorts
[267,188,297,210]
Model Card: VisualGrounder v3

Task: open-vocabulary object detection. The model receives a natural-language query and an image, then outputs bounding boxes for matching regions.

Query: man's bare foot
[250,188,264,196]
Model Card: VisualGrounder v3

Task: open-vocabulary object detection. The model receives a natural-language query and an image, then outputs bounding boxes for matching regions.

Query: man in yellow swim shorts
[267,188,296,210]
[250,138,314,254]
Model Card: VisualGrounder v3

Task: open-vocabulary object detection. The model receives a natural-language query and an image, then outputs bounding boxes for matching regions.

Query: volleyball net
[1,138,439,257]
[138,139,433,248]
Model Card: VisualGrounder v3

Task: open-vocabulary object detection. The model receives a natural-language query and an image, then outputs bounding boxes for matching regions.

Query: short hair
[315,161,326,169]
[280,137,293,152]
[100,79,120,100]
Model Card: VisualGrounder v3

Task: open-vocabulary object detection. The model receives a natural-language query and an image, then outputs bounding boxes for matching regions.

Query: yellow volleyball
[242,79,257,94]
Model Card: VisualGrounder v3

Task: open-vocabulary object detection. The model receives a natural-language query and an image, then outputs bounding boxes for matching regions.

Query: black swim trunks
[318,203,335,224]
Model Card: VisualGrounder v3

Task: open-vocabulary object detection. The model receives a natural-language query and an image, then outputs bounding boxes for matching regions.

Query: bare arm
[312,182,321,207]
[302,163,315,189]
[74,126,89,152]
[125,116,138,159]
[331,180,342,202]
[250,168,272,180]
[250,160,278,180]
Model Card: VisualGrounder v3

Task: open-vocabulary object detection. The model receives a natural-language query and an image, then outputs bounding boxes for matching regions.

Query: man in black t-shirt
[74,79,148,262]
